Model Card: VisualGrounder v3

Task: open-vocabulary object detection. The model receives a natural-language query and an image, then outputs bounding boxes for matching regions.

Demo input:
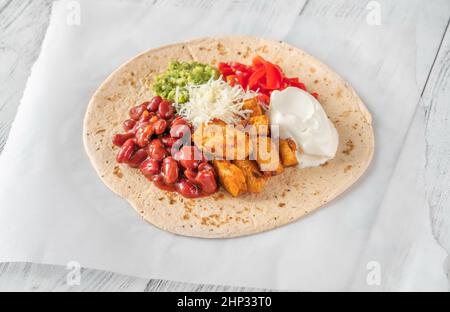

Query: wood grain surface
[0,0,449,291]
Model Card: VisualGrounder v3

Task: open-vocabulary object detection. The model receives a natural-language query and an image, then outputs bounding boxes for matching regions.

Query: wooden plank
[0,262,266,292]
[423,21,450,272]
[0,0,53,152]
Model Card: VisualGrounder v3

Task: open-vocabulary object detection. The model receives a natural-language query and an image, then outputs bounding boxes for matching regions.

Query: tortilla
[83,36,374,238]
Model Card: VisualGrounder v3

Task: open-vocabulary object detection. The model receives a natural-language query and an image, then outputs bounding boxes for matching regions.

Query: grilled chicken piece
[254,136,284,175]
[242,98,263,117]
[233,159,267,193]
[279,138,299,167]
[248,115,270,136]
[194,120,252,160]
[213,160,247,197]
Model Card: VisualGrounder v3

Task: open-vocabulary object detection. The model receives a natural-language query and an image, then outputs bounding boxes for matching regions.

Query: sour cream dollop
[269,87,339,168]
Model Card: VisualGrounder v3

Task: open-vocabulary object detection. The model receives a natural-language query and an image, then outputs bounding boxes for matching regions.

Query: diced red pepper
[264,62,283,90]
[218,62,234,77]
[230,62,251,73]
[257,94,270,105]
[248,68,266,90]
[252,55,266,69]
[235,71,250,90]
[226,75,238,87]
[219,55,319,105]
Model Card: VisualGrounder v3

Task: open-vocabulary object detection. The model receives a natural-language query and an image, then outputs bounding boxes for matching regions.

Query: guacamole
[152,61,219,103]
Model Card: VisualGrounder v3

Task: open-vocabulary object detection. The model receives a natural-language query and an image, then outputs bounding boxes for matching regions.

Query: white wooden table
[0,0,449,291]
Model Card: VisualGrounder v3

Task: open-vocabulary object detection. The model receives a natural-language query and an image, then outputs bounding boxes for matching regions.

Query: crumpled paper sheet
[0,0,447,291]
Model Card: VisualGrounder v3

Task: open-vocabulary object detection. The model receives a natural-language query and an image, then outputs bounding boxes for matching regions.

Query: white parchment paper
[0,0,447,291]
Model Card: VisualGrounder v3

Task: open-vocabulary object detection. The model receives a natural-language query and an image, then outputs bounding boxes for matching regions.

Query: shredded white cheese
[175,78,256,128]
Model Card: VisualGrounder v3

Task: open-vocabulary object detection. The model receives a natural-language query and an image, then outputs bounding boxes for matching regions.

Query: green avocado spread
[152,61,219,103]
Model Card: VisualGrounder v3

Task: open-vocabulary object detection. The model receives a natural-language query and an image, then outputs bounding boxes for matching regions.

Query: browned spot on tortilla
[242,46,252,58]
[182,214,190,220]
[336,88,343,99]
[200,217,216,226]
[343,140,355,156]
[213,193,225,201]
[344,165,353,173]
[165,192,176,205]
[184,201,194,213]
[352,123,359,130]
[321,162,329,167]
[105,94,122,102]
[314,80,319,84]
[256,45,269,54]
[278,203,286,208]
[312,191,320,196]
[113,166,123,178]
[217,43,226,55]
[95,129,106,135]
[340,111,352,118]
[309,67,316,73]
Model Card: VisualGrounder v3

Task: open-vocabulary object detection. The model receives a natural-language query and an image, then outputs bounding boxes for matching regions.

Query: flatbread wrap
[83,36,374,238]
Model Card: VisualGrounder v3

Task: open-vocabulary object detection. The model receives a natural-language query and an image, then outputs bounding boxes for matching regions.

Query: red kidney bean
[176,178,201,198]
[169,139,184,156]
[148,139,167,161]
[198,162,215,173]
[153,119,168,135]
[141,111,158,123]
[129,121,145,134]
[112,132,135,147]
[128,149,148,168]
[123,119,137,132]
[129,104,148,121]
[195,170,218,194]
[151,174,164,184]
[147,96,162,112]
[149,115,159,123]
[139,111,151,122]
[184,168,198,182]
[158,100,174,119]
[161,157,179,184]
[135,124,154,147]
[140,158,160,176]
[170,124,191,139]
[175,146,201,170]
[171,116,189,127]
[161,135,178,148]
[116,138,136,163]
